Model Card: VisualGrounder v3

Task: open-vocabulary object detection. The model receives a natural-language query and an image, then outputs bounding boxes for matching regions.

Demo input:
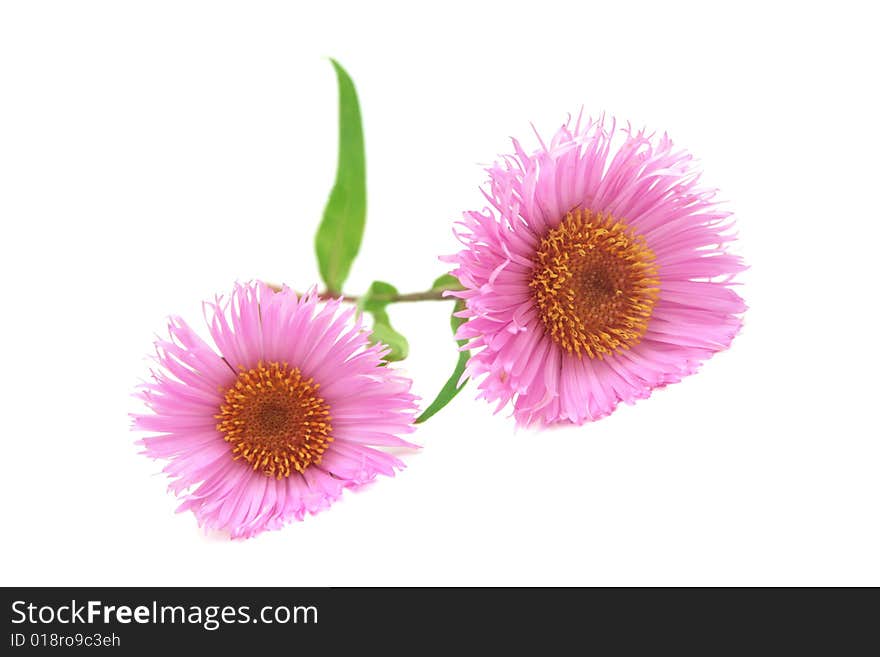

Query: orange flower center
[529,208,660,358]
[216,362,332,478]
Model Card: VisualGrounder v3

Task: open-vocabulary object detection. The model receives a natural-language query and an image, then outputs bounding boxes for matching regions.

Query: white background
[1,1,877,586]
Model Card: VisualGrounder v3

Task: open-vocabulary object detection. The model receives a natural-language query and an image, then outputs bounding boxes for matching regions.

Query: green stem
[266,283,461,304]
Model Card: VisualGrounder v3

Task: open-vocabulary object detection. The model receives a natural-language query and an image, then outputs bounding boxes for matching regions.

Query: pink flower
[446,115,746,427]
[134,282,418,538]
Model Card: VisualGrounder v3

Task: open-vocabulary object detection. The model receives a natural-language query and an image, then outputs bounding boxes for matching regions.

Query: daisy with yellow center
[446,116,745,426]
[135,282,418,538]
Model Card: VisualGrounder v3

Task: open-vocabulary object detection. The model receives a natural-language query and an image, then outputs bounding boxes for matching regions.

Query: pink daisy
[446,115,746,427]
[134,282,418,538]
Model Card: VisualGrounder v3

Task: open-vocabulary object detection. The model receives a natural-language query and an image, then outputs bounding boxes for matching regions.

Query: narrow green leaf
[415,299,469,423]
[314,58,366,294]
[360,281,409,362]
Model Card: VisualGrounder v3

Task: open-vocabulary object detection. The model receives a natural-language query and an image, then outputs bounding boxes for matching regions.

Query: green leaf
[359,280,397,313]
[369,320,409,362]
[430,273,462,292]
[359,281,409,362]
[314,58,366,294]
[415,299,469,423]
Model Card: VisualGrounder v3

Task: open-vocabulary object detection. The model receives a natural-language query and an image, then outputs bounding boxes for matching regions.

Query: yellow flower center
[216,362,332,478]
[529,208,660,358]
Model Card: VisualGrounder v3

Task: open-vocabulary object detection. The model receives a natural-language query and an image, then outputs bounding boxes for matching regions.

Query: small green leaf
[416,299,469,423]
[314,58,366,294]
[360,281,409,362]
[359,280,397,313]
[431,273,462,292]
[369,320,409,362]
